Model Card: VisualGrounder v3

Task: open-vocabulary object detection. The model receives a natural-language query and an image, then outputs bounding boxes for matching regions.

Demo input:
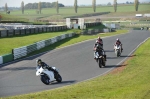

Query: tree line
[24,2,64,9]
[4,0,139,14]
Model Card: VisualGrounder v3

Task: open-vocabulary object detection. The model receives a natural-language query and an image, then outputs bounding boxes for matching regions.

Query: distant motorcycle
[141,27,144,30]
[147,27,149,31]
[95,51,106,68]
[114,44,121,57]
[36,66,62,85]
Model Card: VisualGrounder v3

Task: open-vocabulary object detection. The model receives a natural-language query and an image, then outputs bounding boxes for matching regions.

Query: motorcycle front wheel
[116,50,120,57]
[98,58,102,68]
[41,75,50,85]
[55,73,62,83]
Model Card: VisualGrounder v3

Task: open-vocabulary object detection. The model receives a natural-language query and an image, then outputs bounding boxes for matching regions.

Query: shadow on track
[107,54,136,59]
[104,64,127,68]
[107,57,119,59]
[104,50,114,52]
[51,80,76,85]
[0,67,35,71]
[120,54,136,57]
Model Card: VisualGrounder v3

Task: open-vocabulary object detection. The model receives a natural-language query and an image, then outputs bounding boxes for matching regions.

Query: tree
[74,0,78,13]
[21,1,24,14]
[56,0,59,14]
[92,0,96,12]
[107,2,111,5]
[126,1,129,4]
[5,3,8,14]
[114,0,117,12]
[38,1,41,14]
[134,0,139,11]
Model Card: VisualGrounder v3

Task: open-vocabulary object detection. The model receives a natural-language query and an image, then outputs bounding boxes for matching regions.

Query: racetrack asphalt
[0,30,149,97]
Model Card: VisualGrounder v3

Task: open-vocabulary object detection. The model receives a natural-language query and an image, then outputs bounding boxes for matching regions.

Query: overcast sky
[0,0,149,7]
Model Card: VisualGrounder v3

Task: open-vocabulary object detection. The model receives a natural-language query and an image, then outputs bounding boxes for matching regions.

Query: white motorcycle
[114,44,121,57]
[36,66,62,85]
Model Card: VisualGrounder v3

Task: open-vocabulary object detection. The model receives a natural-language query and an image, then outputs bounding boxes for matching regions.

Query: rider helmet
[37,59,42,65]
[116,38,119,41]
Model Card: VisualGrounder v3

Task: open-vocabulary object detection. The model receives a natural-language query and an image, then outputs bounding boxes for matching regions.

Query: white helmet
[116,38,119,41]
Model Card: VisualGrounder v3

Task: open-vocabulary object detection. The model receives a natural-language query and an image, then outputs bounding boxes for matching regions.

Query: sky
[0,0,149,7]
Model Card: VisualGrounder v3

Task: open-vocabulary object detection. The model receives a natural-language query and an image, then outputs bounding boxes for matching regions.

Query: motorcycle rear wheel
[102,58,106,67]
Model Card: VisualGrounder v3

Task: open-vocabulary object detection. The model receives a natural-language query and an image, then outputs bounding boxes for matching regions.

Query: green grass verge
[2,34,150,99]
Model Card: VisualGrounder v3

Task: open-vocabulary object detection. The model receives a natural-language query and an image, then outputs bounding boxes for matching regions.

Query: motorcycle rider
[36,59,58,75]
[114,38,123,52]
[96,36,103,48]
[93,37,107,61]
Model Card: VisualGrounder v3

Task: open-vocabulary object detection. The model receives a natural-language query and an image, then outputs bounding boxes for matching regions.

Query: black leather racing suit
[38,62,58,74]
[94,43,106,61]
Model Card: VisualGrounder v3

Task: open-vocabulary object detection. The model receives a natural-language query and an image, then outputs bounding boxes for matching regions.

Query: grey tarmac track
[0,30,150,97]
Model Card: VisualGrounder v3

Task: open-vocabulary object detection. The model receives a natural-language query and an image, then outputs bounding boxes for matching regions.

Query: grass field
[2,35,150,99]
[0,4,150,22]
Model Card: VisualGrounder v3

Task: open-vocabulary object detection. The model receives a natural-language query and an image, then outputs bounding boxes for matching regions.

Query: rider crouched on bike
[93,37,107,61]
[36,59,58,74]
[97,36,103,47]
[114,38,123,52]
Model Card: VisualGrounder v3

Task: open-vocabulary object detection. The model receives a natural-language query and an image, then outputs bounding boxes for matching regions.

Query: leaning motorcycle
[95,51,106,68]
[36,66,62,85]
[114,44,121,57]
